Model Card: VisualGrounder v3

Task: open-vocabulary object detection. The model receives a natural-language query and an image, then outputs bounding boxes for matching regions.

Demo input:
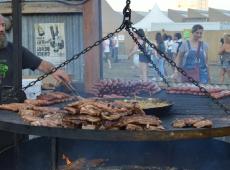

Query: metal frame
[0,111,230,141]
[0,90,230,141]
[12,0,22,94]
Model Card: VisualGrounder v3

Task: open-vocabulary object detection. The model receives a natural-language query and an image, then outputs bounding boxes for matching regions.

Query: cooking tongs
[62,81,84,100]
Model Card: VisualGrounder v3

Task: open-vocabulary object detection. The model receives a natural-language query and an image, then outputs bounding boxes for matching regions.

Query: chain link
[130,26,230,114]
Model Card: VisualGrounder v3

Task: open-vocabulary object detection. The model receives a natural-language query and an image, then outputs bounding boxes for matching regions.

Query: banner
[35,23,66,65]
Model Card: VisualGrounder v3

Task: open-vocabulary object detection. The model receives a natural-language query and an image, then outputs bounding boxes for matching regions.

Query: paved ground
[103,58,230,87]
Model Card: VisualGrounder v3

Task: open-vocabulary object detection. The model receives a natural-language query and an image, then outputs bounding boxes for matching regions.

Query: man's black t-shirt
[0,42,42,86]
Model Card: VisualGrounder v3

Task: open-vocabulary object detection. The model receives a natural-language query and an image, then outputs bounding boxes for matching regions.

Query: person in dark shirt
[0,14,72,152]
[0,14,70,86]
[155,32,166,78]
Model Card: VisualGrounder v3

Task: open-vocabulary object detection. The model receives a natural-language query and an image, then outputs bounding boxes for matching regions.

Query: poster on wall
[34,23,66,65]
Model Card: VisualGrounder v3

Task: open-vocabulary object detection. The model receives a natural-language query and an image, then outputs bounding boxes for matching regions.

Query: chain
[22,25,125,91]
[130,26,230,114]
[122,2,169,86]
[21,0,229,114]
[122,0,132,27]
[126,28,170,87]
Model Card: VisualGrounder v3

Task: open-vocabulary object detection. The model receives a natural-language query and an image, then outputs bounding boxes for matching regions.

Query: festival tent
[102,0,145,33]
[134,3,174,31]
[102,0,123,33]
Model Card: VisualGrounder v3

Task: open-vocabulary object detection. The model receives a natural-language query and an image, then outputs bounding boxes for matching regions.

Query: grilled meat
[32,106,67,114]
[24,99,51,106]
[172,119,186,128]
[118,115,161,127]
[81,124,96,130]
[193,119,213,128]
[184,117,204,126]
[80,104,101,116]
[126,124,143,131]
[64,106,79,114]
[37,91,71,100]
[31,119,61,127]
[101,112,121,121]
[0,103,33,112]
[74,115,101,123]
[145,125,165,131]
[172,117,212,128]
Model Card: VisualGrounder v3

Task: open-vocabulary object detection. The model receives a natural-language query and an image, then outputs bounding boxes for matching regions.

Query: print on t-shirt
[0,62,9,84]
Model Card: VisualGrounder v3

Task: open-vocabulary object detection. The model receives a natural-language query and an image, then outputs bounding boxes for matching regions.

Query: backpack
[159,42,166,53]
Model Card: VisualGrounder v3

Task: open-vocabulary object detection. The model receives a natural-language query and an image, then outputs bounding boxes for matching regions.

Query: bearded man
[0,14,70,86]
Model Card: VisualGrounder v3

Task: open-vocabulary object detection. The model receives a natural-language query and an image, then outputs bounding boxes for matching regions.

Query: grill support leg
[14,134,21,170]
[51,138,58,170]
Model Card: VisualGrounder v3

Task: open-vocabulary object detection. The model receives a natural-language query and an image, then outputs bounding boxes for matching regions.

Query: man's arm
[127,44,138,59]
[37,60,71,83]
[21,46,71,83]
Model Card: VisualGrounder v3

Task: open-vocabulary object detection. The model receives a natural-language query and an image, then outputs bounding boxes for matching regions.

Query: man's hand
[52,69,71,84]
[38,60,71,83]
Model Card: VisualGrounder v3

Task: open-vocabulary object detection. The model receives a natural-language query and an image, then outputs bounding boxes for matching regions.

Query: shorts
[104,52,111,60]
[139,53,150,63]
[221,61,230,70]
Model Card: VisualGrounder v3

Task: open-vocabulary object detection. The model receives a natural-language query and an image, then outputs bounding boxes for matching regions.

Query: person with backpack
[172,32,183,60]
[174,24,210,84]
[128,29,150,82]
[155,32,166,79]
[167,33,183,79]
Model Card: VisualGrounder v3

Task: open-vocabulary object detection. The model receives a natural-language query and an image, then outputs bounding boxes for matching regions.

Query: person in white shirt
[103,39,112,69]
[164,35,174,60]
[113,35,119,63]
[169,33,183,78]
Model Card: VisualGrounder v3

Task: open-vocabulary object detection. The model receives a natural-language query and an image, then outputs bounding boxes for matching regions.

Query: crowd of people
[127,28,184,82]
[102,25,229,84]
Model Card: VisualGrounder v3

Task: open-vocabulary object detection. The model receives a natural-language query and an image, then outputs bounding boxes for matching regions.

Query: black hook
[122,0,132,28]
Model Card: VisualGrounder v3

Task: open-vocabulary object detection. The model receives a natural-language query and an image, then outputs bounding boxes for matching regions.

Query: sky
[106,0,230,11]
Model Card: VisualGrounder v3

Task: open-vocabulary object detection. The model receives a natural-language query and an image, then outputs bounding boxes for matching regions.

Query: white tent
[134,4,174,31]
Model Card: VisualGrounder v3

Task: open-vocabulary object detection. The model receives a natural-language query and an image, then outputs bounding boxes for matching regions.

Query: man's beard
[0,33,7,49]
